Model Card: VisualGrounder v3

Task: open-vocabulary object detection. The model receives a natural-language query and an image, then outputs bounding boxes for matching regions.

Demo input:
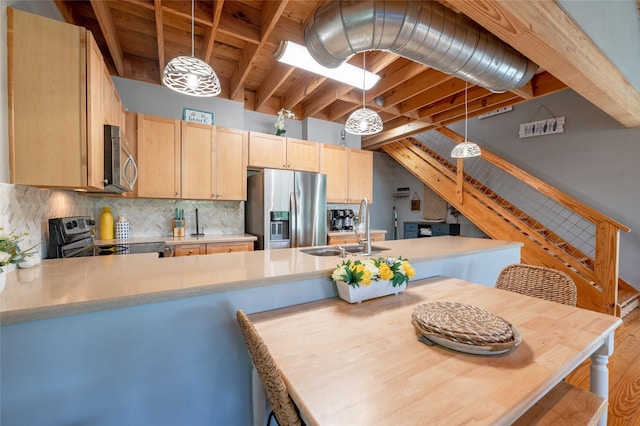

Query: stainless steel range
[47,216,167,258]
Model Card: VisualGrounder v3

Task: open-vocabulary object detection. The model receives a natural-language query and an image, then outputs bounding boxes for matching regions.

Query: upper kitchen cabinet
[248,132,320,172]
[285,138,321,172]
[8,8,124,191]
[215,127,249,200]
[182,122,248,201]
[137,114,248,200]
[321,145,373,203]
[347,148,373,203]
[137,114,181,198]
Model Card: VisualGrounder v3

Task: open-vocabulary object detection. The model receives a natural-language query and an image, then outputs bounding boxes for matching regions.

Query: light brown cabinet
[327,232,385,245]
[137,114,182,198]
[321,145,373,203]
[173,244,206,257]
[8,8,115,190]
[206,241,254,254]
[211,127,249,200]
[181,123,248,201]
[137,115,248,200]
[172,241,253,256]
[248,132,320,172]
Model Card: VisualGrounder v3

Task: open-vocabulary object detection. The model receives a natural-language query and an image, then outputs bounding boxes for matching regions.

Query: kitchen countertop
[0,237,522,325]
[94,233,257,246]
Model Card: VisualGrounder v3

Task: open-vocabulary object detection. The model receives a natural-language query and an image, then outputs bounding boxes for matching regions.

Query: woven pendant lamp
[345,52,383,135]
[451,81,481,158]
[162,0,221,97]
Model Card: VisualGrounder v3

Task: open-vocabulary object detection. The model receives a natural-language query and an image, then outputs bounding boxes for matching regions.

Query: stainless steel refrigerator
[246,169,327,250]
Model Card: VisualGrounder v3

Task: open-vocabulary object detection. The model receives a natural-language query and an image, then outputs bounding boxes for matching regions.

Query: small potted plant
[274,108,296,136]
[331,256,415,303]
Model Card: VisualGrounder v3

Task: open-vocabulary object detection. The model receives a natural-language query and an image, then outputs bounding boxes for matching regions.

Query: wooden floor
[565,307,640,425]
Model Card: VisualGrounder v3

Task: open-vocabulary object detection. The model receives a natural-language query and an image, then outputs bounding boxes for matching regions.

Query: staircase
[381,130,638,317]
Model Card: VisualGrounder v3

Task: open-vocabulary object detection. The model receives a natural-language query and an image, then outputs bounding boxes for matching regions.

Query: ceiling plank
[201,0,224,63]
[379,70,454,114]
[89,0,125,76]
[255,62,295,111]
[153,0,165,82]
[362,120,437,150]
[300,52,401,119]
[328,60,427,121]
[283,74,328,111]
[229,0,288,100]
[448,0,640,128]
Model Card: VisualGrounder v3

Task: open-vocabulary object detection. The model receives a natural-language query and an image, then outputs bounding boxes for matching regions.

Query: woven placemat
[412,302,516,348]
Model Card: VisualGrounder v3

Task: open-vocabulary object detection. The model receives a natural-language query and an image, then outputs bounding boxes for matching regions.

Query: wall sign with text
[183,108,214,125]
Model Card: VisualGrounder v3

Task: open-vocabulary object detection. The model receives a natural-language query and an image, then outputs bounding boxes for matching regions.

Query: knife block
[172,219,185,237]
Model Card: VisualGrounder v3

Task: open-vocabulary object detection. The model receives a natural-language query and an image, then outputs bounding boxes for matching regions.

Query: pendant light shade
[451,141,482,158]
[451,81,481,158]
[345,107,384,135]
[345,52,383,136]
[162,0,221,97]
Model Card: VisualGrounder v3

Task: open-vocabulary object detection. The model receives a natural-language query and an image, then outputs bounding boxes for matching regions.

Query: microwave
[104,124,138,193]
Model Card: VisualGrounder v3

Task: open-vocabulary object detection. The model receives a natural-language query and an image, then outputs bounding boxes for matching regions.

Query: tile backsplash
[1,183,244,258]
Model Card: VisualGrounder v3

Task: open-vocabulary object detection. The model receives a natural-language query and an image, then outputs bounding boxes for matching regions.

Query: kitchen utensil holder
[172,219,185,237]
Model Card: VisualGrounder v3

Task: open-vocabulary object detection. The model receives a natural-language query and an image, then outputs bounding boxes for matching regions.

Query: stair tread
[618,287,640,305]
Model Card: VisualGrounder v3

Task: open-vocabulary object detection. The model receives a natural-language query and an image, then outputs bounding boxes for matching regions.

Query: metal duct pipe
[304,1,537,93]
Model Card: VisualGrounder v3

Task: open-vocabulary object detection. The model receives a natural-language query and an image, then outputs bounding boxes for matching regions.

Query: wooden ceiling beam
[378,70,454,113]
[328,60,426,121]
[300,52,400,120]
[89,0,125,76]
[229,0,288,101]
[255,63,295,111]
[362,120,437,151]
[447,0,640,128]
[153,0,165,82]
[282,74,327,111]
[431,91,521,125]
[417,85,490,120]
[201,0,224,63]
[400,78,467,115]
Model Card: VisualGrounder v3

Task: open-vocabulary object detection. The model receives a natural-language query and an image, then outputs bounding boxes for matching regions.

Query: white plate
[419,325,522,356]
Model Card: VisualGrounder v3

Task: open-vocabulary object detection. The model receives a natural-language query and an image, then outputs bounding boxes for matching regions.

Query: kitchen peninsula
[1,237,521,425]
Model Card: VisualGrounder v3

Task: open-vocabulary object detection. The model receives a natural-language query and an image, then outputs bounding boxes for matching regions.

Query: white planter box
[335,280,407,303]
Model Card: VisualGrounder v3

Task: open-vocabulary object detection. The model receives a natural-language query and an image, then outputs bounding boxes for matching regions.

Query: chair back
[495,264,577,306]
[236,310,302,426]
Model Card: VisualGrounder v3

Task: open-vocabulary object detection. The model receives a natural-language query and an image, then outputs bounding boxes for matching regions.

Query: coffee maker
[329,209,355,231]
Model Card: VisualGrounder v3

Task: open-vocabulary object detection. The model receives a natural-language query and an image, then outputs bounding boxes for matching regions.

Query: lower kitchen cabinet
[403,222,460,239]
[172,242,253,257]
[327,231,386,245]
[173,244,206,257]
[206,241,254,254]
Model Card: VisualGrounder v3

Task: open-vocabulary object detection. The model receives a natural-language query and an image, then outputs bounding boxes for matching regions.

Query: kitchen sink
[299,245,390,257]
[299,247,342,256]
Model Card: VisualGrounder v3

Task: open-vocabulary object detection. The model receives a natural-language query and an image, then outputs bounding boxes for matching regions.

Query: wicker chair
[495,264,577,306]
[236,310,303,426]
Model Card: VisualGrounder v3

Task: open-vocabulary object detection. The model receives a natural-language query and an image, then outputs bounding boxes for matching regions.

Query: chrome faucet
[355,198,371,255]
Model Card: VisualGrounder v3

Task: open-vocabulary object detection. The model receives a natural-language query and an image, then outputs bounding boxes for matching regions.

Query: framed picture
[183,108,214,125]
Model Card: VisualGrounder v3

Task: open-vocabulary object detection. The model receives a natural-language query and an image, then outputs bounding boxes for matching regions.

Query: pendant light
[451,81,481,158]
[345,52,383,135]
[162,0,221,97]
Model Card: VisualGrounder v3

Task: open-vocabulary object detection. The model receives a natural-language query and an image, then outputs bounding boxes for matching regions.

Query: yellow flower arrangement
[331,256,415,288]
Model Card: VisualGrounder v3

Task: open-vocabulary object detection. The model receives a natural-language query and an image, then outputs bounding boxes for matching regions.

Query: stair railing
[383,128,630,314]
